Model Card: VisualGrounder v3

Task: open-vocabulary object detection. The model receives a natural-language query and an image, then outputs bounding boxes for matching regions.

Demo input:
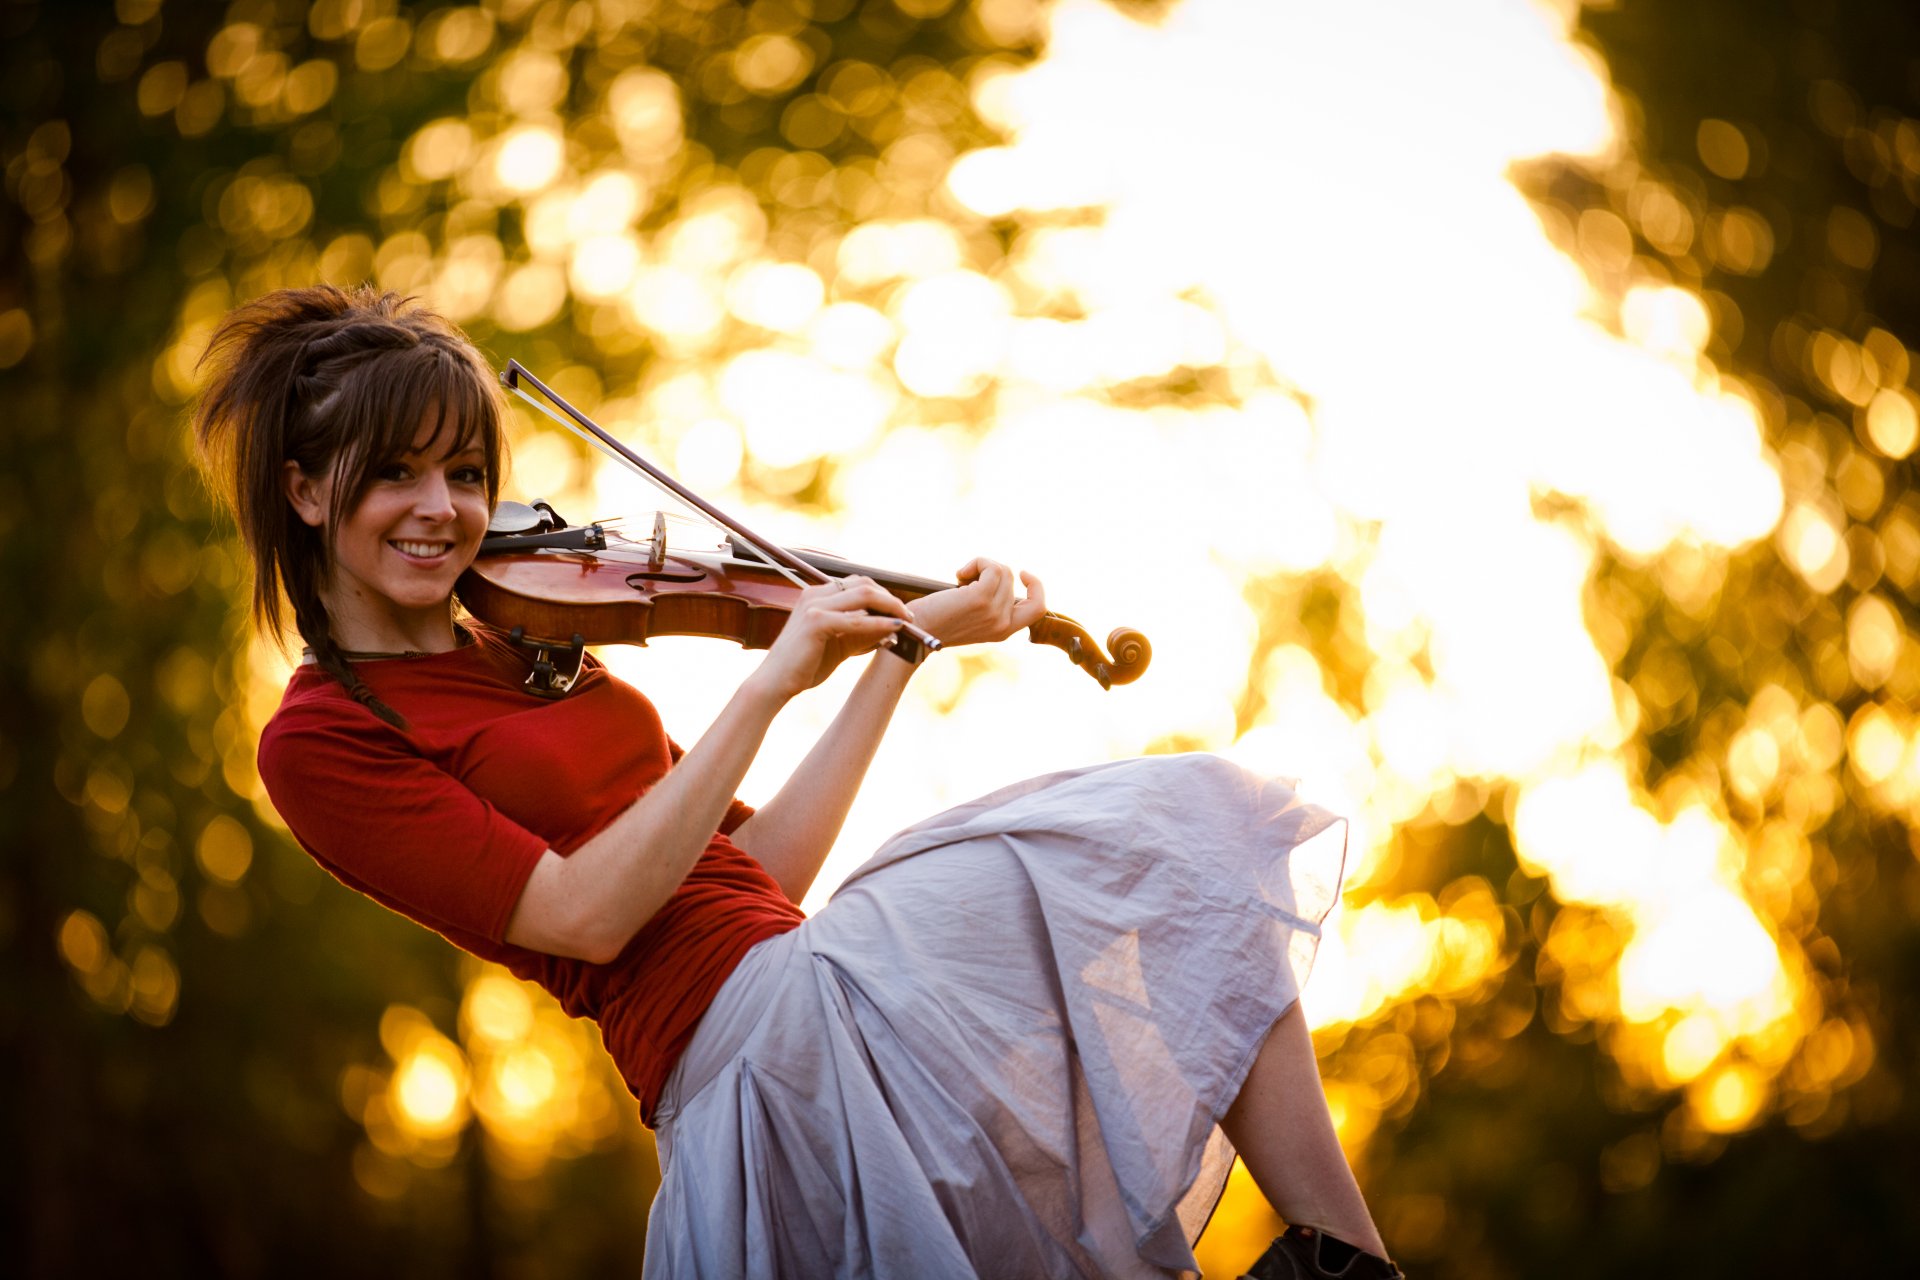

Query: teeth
[392,540,452,558]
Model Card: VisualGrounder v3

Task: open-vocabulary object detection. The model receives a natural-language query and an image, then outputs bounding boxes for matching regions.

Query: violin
[454,362,1151,697]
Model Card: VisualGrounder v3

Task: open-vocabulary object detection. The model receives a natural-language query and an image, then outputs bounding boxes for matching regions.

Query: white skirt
[642,755,1348,1279]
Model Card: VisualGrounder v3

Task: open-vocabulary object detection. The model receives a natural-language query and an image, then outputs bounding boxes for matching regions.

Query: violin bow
[499,361,943,664]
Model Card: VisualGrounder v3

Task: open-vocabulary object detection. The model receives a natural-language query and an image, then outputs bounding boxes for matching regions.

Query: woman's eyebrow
[398,441,487,460]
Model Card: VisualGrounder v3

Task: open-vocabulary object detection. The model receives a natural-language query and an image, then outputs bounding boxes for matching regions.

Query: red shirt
[256,624,806,1123]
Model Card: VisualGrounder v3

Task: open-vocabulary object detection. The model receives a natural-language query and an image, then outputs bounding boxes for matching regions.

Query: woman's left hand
[906,558,1049,650]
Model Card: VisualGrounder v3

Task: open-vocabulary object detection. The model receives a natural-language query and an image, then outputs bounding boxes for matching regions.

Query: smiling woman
[190,283,1395,1280]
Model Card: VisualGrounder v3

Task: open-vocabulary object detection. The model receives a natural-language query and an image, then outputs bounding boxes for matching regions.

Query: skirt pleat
[643,754,1348,1280]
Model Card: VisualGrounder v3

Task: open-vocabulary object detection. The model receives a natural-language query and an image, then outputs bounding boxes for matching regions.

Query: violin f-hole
[626,570,707,586]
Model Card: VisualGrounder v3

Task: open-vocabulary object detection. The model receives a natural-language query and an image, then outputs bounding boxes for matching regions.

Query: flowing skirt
[642,754,1348,1279]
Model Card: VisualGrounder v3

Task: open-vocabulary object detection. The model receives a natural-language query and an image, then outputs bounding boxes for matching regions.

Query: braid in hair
[290,595,408,729]
[193,284,509,730]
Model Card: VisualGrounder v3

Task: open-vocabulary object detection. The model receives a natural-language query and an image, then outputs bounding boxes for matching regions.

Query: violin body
[458,527,821,653]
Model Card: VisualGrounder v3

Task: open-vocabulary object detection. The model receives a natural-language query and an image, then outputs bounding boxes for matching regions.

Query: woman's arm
[502,673,786,963]
[503,577,913,963]
[725,651,914,902]
[729,559,1048,903]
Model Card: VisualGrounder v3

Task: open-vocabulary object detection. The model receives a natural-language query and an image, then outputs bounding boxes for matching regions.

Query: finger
[977,560,1019,603]
[837,613,914,637]
[814,576,880,605]
[986,565,1020,628]
[1011,570,1047,629]
[953,557,992,586]
[803,577,860,606]
[849,581,913,619]
[797,611,908,651]
[813,582,910,621]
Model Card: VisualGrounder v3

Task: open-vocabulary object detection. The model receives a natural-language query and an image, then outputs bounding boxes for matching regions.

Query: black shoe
[1241,1224,1404,1279]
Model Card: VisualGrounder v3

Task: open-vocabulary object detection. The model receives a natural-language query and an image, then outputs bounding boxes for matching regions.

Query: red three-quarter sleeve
[259,700,550,944]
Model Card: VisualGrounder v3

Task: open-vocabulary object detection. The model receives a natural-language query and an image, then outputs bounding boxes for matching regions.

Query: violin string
[537,529,794,575]
[505,384,812,590]
[561,547,752,573]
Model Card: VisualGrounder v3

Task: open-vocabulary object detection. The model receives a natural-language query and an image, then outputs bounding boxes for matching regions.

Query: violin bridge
[648,510,667,573]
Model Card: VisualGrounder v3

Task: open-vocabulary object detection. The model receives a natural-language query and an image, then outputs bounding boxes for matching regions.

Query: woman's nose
[413,471,457,519]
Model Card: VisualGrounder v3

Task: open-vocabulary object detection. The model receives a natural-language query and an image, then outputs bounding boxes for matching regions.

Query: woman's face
[285,419,492,645]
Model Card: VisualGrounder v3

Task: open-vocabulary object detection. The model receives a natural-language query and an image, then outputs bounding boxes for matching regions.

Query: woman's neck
[321,587,464,656]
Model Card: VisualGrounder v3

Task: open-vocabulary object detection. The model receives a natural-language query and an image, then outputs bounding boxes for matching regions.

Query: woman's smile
[390,538,458,564]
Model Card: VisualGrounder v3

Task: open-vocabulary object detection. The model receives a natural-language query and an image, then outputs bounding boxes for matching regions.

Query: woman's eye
[452,466,486,484]
[377,464,410,482]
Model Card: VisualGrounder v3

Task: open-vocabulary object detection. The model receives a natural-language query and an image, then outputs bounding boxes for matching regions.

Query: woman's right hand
[751,576,915,699]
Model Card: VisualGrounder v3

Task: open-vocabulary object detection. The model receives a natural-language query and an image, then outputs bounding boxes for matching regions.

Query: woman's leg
[1219,1001,1389,1258]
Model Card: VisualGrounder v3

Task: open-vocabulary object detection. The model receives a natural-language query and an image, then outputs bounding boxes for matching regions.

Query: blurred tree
[1343,1,1920,1275]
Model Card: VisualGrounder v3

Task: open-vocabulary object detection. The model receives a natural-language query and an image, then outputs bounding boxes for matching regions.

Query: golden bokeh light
[1864,386,1919,458]
[453,961,627,1174]
[344,1005,479,1159]
[462,972,535,1046]
[80,673,131,739]
[194,814,253,886]
[493,123,566,194]
[392,1045,467,1137]
[1695,118,1751,181]
[58,909,109,977]
[1781,501,1849,593]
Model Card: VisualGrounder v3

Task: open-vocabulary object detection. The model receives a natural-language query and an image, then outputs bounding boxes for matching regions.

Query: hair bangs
[323,341,507,535]
[428,346,507,480]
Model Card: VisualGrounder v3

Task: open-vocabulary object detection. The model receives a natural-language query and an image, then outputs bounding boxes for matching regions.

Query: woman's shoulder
[259,670,405,767]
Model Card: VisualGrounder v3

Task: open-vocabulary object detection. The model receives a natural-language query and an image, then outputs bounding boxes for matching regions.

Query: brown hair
[193,284,507,727]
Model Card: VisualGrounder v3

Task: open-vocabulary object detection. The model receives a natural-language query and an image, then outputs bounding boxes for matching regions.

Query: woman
[194,284,1400,1280]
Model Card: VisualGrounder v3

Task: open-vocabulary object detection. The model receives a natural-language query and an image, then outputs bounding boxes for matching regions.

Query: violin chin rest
[488,499,548,535]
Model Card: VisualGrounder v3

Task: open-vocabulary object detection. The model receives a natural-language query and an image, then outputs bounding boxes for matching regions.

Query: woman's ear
[283,460,328,529]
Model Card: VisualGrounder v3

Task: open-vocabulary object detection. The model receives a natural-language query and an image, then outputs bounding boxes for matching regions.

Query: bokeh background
[6,0,1920,1274]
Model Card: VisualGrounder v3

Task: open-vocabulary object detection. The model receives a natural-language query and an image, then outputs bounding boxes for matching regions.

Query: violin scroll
[1105,627,1152,683]
[1027,617,1152,690]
